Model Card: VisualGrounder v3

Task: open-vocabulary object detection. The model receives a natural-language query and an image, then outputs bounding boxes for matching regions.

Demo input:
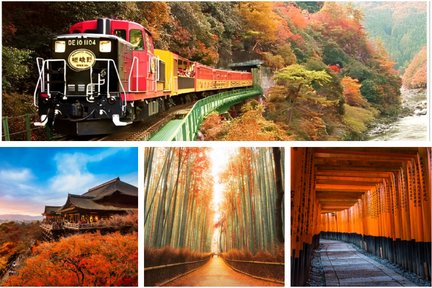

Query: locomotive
[34,18,253,135]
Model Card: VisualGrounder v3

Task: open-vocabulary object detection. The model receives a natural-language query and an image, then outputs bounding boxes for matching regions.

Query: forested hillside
[0,222,41,279]
[355,2,427,72]
[3,2,420,140]
[402,47,427,89]
[201,2,405,140]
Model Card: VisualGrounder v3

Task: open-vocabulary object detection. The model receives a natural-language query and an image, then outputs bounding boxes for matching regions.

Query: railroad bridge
[291,147,431,286]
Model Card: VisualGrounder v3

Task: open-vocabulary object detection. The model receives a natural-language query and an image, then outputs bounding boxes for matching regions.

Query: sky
[0,147,138,216]
[209,147,237,223]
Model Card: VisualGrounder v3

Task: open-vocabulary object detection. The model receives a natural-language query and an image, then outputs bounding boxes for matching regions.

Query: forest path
[320,239,417,286]
[165,255,282,286]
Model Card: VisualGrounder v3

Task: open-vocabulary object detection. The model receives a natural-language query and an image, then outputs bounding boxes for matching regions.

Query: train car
[34,18,253,135]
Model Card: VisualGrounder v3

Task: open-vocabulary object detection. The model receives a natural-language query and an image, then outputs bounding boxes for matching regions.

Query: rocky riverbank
[368,88,427,141]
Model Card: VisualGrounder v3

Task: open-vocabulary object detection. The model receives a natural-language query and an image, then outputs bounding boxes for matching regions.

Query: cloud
[49,148,126,195]
[0,168,34,182]
[0,168,39,199]
[0,148,136,215]
[49,173,97,195]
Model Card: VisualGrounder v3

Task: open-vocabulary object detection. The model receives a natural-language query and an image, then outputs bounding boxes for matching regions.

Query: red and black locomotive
[34,18,253,135]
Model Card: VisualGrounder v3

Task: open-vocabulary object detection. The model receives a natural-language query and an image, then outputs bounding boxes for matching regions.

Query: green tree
[2,47,33,93]
[272,64,332,102]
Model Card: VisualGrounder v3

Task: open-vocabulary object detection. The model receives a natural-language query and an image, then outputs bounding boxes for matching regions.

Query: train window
[129,29,144,50]
[115,29,126,40]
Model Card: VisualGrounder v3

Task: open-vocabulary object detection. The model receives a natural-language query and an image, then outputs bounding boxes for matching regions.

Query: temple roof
[59,194,134,212]
[54,177,138,213]
[83,177,138,200]
[43,206,62,215]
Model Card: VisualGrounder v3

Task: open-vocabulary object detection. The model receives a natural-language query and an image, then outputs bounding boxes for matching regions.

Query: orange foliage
[136,2,171,42]
[144,246,210,267]
[200,112,228,141]
[276,3,307,29]
[310,3,369,60]
[222,245,284,263]
[223,103,292,141]
[0,242,16,257]
[4,232,137,286]
[193,41,219,65]
[402,47,427,88]
[239,2,282,50]
[341,76,368,108]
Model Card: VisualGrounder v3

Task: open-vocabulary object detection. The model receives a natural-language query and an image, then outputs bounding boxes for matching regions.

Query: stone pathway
[320,239,417,286]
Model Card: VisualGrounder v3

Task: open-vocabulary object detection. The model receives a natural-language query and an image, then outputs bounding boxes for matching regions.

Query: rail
[144,256,211,286]
[222,256,284,284]
[2,114,51,141]
[149,86,262,141]
[144,258,209,271]
[223,258,284,266]
[63,222,110,230]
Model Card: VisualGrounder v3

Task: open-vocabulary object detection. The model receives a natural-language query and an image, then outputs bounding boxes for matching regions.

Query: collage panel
[291,147,431,286]
[144,147,285,286]
[0,0,431,287]
[1,1,428,141]
[0,147,138,286]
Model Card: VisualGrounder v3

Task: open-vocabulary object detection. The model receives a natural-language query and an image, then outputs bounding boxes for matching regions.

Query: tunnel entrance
[291,148,431,286]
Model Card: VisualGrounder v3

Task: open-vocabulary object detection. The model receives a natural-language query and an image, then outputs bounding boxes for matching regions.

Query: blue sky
[0,147,138,216]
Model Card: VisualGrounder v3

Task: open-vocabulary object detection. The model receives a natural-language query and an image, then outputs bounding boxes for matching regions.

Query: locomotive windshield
[129,29,143,50]
[115,29,126,40]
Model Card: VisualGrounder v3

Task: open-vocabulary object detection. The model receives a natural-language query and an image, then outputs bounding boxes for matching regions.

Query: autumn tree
[402,47,427,89]
[341,76,368,108]
[131,2,171,43]
[4,232,138,286]
[221,100,291,141]
[269,64,332,117]
[165,3,219,64]
[238,2,280,52]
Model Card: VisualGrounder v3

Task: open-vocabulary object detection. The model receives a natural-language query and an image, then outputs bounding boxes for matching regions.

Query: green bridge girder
[149,87,262,141]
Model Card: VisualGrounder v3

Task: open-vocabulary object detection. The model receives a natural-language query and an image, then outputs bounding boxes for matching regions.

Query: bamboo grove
[144,147,214,252]
[218,148,285,254]
[144,147,285,256]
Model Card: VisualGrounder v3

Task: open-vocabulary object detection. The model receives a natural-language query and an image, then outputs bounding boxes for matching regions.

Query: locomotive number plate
[68,49,96,71]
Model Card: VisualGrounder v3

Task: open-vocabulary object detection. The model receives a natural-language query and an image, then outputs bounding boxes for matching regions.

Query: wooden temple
[40,177,137,240]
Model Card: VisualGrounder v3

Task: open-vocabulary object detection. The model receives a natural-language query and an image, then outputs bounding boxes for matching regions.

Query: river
[368,88,428,141]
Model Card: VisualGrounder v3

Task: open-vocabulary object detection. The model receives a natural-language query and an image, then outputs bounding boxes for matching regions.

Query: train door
[173,58,178,94]
[129,29,146,92]
[144,31,157,93]
[129,29,157,93]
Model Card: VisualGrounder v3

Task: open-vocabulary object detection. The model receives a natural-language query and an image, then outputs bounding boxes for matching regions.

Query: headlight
[99,40,111,53]
[54,41,66,53]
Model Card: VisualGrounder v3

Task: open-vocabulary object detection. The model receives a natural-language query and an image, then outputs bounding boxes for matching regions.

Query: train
[33,18,254,135]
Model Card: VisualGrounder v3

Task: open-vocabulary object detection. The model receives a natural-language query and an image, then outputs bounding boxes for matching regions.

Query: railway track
[50,87,262,141]
[52,103,194,141]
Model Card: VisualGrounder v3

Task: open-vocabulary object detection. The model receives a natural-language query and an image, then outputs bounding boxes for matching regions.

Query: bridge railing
[151,86,262,141]
[222,256,284,284]
[144,256,211,286]
[2,114,51,141]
